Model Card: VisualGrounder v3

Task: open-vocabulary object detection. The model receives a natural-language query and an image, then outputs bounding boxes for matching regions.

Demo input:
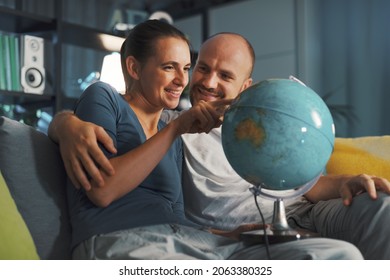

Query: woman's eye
[164,65,174,70]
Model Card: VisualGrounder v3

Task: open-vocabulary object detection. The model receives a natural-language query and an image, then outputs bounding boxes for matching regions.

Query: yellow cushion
[326,136,390,180]
[0,171,39,260]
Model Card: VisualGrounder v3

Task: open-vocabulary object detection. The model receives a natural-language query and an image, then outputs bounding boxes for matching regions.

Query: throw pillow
[326,136,390,180]
[0,171,39,259]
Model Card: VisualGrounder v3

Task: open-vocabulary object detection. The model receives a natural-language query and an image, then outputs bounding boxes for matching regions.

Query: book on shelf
[3,33,12,91]
[0,33,6,90]
[10,34,21,91]
[0,32,21,92]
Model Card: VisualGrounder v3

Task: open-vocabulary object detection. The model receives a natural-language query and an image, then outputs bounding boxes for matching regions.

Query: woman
[68,20,242,260]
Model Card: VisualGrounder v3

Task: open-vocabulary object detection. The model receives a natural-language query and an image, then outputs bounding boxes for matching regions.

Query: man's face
[189,34,253,106]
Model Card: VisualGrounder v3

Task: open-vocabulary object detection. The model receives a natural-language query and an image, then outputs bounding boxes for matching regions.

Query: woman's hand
[173,99,233,135]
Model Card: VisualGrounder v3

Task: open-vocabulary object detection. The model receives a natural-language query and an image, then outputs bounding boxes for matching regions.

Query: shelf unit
[0,0,125,125]
[1,0,243,127]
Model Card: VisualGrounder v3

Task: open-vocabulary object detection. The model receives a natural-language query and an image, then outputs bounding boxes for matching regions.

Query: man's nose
[201,72,218,90]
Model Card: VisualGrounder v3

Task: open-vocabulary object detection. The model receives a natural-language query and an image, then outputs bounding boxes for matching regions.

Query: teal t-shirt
[67,82,194,249]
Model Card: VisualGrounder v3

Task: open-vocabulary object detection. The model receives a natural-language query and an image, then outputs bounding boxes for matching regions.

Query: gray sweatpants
[72,224,362,260]
[288,192,390,259]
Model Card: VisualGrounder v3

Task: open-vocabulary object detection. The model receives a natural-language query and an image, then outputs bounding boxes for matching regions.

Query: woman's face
[138,37,191,110]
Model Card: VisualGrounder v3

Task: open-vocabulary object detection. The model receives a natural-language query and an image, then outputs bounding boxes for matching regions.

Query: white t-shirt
[181,128,276,230]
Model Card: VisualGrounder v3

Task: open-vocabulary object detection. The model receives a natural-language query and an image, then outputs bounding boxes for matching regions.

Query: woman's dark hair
[120,19,191,93]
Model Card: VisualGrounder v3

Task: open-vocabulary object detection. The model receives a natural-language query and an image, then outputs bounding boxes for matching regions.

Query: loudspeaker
[21,35,45,94]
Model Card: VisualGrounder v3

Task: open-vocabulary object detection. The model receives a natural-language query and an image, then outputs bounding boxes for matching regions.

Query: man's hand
[48,112,116,190]
[339,174,390,206]
[305,173,390,205]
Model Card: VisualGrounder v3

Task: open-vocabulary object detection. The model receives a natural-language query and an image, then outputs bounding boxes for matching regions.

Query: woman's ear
[126,56,140,80]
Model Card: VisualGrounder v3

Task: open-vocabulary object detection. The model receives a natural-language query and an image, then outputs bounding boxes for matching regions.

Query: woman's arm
[87,99,231,207]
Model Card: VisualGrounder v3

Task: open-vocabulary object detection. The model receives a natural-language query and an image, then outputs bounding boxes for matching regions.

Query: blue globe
[222,78,335,191]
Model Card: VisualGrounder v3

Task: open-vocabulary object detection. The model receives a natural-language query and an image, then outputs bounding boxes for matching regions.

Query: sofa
[0,116,71,260]
[1,115,390,260]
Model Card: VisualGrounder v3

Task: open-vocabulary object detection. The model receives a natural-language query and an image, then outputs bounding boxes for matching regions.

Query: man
[49,32,389,259]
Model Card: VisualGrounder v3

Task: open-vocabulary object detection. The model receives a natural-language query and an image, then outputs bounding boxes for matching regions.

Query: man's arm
[48,110,72,143]
[48,111,116,190]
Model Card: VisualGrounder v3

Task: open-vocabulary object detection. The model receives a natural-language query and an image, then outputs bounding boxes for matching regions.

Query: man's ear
[126,56,140,80]
[240,77,253,92]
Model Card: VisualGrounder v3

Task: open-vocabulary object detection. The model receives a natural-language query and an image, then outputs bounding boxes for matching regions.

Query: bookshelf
[1,0,237,129]
[0,0,125,129]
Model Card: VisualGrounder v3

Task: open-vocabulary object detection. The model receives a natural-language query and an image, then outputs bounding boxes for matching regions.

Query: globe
[222,78,335,196]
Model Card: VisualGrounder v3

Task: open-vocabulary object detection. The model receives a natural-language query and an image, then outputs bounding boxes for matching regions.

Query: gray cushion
[0,116,71,259]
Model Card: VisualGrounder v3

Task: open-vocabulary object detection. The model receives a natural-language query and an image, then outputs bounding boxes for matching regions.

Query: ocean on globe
[221,78,335,191]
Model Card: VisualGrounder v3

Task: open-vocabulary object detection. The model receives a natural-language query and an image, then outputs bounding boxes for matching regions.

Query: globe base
[240,227,319,245]
[241,197,319,244]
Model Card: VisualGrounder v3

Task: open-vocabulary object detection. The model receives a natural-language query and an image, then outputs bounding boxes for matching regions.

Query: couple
[49,20,390,259]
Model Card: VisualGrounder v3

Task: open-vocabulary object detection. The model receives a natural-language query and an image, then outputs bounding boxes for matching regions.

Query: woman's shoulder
[75,81,128,117]
[84,81,119,96]
[79,81,125,104]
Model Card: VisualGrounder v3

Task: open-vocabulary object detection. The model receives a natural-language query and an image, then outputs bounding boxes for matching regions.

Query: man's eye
[197,66,207,72]
[221,73,231,80]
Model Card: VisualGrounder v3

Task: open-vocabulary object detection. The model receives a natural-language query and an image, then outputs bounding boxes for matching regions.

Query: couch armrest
[0,116,71,259]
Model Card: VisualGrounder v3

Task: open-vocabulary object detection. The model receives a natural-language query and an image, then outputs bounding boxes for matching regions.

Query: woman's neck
[124,93,162,139]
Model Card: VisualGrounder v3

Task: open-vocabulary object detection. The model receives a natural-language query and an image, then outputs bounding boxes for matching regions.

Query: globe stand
[220,78,335,246]
[240,184,320,245]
